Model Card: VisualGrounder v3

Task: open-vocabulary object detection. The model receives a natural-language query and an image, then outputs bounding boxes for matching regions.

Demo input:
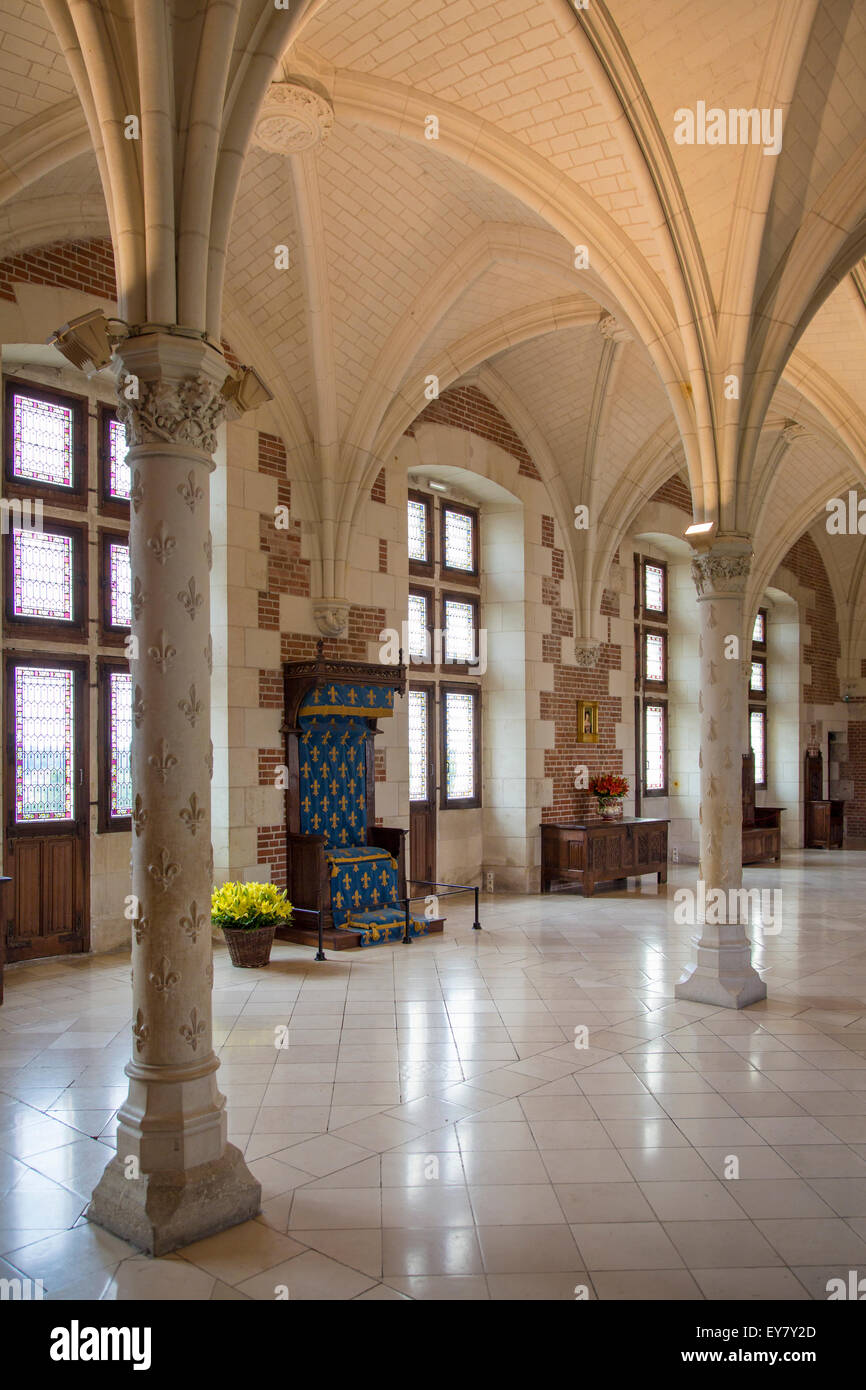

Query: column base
[87,1143,262,1257]
[675,964,768,1010]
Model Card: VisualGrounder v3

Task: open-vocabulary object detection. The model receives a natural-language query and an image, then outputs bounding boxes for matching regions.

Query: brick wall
[652,475,692,514]
[779,533,840,703]
[406,384,542,480]
[847,710,866,839]
[0,237,117,303]
[538,514,623,819]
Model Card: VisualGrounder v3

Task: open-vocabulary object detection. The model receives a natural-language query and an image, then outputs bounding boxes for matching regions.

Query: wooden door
[408,683,436,888]
[4,657,88,962]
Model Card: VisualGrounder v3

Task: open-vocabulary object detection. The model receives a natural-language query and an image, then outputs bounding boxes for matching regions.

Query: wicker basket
[219,921,277,968]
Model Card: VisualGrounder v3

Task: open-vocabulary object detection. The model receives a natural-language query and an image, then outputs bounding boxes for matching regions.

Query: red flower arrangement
[589,774,629,799]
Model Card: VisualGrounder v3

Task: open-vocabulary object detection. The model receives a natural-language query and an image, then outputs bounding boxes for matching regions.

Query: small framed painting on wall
[577,700,599,744]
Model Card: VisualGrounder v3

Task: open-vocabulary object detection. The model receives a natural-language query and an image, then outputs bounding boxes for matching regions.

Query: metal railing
[402,878,482,944]
[287,906,326,961]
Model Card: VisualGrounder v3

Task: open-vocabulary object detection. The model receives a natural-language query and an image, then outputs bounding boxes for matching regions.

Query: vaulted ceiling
[1,0,865,623]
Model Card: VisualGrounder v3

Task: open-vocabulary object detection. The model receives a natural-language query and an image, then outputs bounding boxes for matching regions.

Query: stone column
[675,536,767,1009]
[88,332,261,1255]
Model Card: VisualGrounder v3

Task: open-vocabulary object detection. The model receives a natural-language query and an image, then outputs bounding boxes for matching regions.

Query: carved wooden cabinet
[540,818,669,896]
[804,751,844,849]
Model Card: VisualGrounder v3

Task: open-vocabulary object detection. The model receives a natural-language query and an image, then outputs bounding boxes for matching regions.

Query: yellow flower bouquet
[211,881,293,968]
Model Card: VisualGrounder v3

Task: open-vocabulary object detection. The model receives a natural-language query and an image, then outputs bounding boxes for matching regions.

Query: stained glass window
[109,541,132,627]
[444,597,476,665]
[750,659,765,694]
[408,592,430,662]
[644,702,666,793]
[644,562,665,613]
[109,670,133,818]
[408,688,429,801]
[752,611,766,645]
[444,689,475,800]
[443,507,474,571]
[750,708,766,786]
[14,665,75,822]
[408,498,428,562]
[645,631,665,683]
[12,391,74,488]
[12,527,74,620]
[108,416,131,500]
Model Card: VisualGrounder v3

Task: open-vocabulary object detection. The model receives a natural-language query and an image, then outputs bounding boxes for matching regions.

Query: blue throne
[279,644,444,948]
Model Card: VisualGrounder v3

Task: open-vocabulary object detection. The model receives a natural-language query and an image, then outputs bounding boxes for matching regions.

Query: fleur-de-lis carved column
[88,333,260,1254]
[675,536,767,1009]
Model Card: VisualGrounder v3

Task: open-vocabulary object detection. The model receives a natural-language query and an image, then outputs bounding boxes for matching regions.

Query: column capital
[690,536,753,599]
[313,599,350,638]
[574,637,601,669]
[115,332,230,455]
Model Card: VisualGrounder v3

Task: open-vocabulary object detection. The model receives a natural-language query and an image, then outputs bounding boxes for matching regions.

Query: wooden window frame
[439,681,482,810]
[633,553,641,619]
[98,401,131,518]
[97,657,132,832]
[749,705,768,790]
[640,556,668,620]
[4,517,88,642]
[642,624,668,689]
[98,527,131,646]
[5,652,89,838]
[752,606,768,651]
[441,589,480,675]
[749,655,767,700]
[408,681,436,806]
[3,376,88,509]
[642,697,668,797]
[440,499,479,586]
[408,488,434,578]
[407,586,434,670]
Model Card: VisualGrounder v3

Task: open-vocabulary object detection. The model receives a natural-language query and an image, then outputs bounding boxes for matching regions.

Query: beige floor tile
[570,1221,685,1271]
[468,1183,566,1225]
[693,1266,812,1299]
[328,1114,424,1152]
[696,1146,799,1180]
[476,1223,583,1274]
[459,1150,549,1185]
[105,1255,217,1300]
[487,1271,590,1299]
[663,1220,784,1268]
[727,1179,838,1219]
[381,1185,474,1228]
[380,1151,465,1186]
[288,1187,382,1230]
[272,1134,373,1176]
[755,1217,866,1264]
[773,1144,866,1178]
[590,1269,702,1299]
[179,1222,307,1283]
[236,1249,376,1301]
[386,1274,489,1300]
[291,1228,382,1278]
[639,1179,747,1221]
[382,1225,482,1276]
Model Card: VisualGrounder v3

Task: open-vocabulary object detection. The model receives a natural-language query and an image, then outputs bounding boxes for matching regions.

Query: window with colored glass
[444,688,476,802]
[443,506,475,573]
[14,665,75,822]
[644,702,666,793]
[443,596,476,665]
[108,540,132,628]
[408,497,429,563]
[408,688,429,802]
[644,630,666,684]
[12,527,74,621]
[10,388,75,488]
[408,591,431,663]
[750,708,767,786]
[643,561,665,614]
[108,670,133,818]
[750,659,765,695]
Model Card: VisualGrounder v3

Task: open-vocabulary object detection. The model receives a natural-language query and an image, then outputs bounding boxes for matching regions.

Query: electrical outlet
[671,847,679,863]
[485,871,494,893]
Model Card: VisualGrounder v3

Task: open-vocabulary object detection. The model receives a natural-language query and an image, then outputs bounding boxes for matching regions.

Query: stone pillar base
[675,961,767,1010]
[87,1143,261,1256]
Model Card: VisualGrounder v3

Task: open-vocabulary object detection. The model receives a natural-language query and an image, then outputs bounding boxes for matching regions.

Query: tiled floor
[3,851,866,1300]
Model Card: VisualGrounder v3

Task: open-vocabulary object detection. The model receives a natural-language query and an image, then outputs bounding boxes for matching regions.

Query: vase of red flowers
[589,773,629,818]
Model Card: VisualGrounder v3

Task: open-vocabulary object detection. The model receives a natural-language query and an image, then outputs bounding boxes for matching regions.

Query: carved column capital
[313,599,350,638]
[574,637,601,669]
[597,312,632,343]
[115,332,230,459]
[690,539,752,599]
